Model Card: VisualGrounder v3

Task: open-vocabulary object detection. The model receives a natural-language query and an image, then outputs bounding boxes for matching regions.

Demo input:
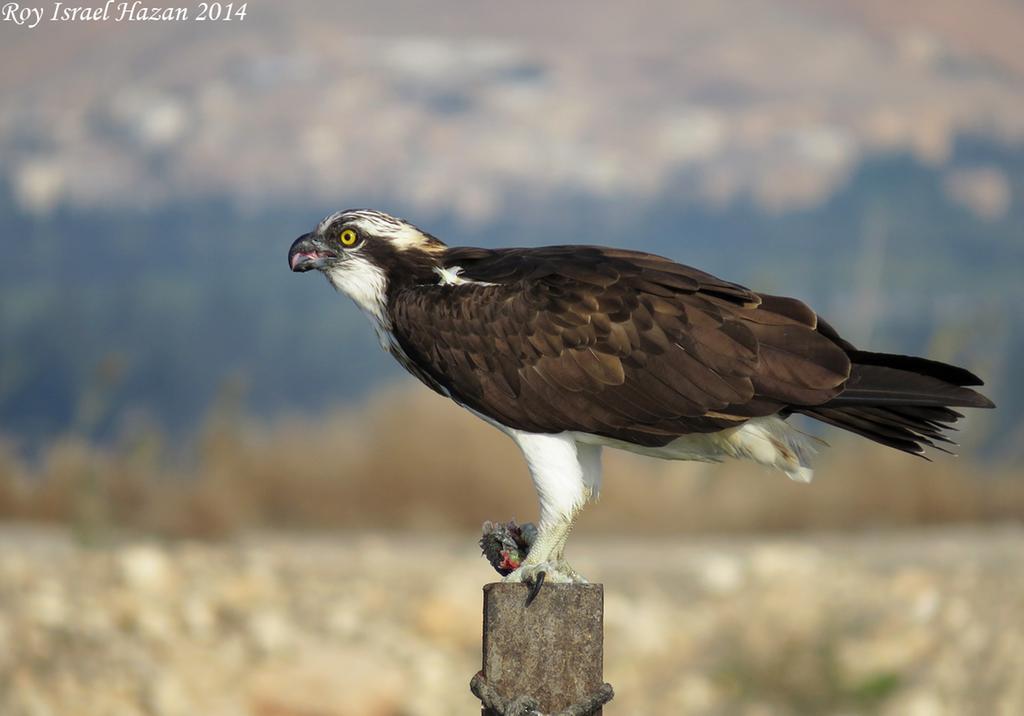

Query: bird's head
[288,208,445,273]
[288,209,447,320]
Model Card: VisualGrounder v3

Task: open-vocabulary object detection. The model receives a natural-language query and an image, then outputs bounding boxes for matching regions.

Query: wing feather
[389,246,851,445]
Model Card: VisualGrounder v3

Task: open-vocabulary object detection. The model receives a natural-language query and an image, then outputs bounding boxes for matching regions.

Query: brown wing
[388,246,851,447]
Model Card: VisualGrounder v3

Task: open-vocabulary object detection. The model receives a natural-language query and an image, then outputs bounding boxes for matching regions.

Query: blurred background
[1,1,1022,714]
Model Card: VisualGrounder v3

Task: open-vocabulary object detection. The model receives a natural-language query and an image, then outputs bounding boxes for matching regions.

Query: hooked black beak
[288,233,336,272]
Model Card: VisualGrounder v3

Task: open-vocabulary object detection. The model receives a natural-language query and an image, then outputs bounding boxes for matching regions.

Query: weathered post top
[475,582,611,715]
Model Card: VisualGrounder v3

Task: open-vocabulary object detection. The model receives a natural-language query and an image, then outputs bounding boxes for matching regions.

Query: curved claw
[524,569,546,607]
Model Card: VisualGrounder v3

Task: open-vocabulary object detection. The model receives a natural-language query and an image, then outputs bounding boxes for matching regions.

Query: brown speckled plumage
[385,244,991,454]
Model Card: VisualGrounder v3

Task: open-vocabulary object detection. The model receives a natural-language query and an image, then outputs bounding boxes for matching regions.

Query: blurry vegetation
[0,385,1020,539]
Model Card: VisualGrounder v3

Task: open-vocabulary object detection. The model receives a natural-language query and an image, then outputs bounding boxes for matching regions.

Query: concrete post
[479,582,607,715]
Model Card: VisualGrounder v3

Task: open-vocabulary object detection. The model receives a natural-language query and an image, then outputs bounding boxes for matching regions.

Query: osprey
[289,209,994,590]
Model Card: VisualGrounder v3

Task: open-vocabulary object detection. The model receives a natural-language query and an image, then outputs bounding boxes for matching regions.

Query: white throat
[324,255,392,349]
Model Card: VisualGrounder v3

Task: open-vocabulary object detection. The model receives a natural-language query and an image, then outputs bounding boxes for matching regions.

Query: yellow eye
[339,229,358,246]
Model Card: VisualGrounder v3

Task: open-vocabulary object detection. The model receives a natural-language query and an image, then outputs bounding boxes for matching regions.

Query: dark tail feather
[796,352,994,457]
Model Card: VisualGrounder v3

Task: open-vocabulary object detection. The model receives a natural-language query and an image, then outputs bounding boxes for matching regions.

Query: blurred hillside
[0,140,1019,453]
[0,0,1022,456]
[2,0,1024,217]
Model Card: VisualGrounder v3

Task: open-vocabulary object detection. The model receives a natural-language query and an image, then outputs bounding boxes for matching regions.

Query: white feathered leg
[548,442,602,582]
[502,431,592,588]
